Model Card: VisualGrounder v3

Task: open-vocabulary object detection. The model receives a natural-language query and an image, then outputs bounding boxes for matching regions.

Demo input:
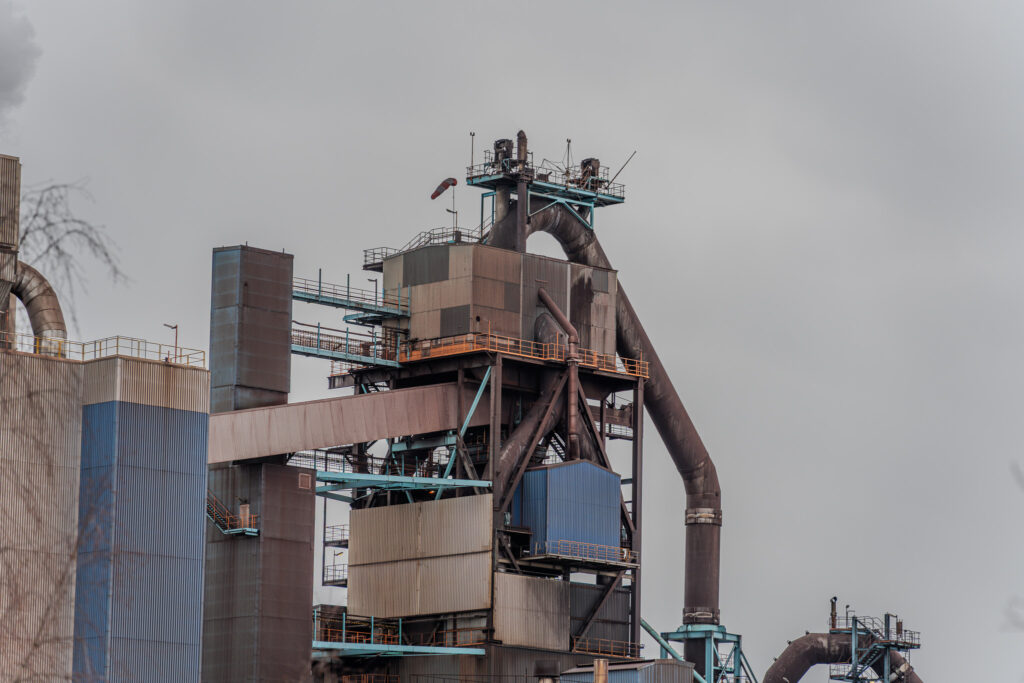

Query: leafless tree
[15,180,126,332]
[0,181,128,681]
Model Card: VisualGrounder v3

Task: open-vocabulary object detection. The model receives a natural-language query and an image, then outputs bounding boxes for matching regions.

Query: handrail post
[346,273,350,302]
[317,323,321,351]
[318,268,322,300]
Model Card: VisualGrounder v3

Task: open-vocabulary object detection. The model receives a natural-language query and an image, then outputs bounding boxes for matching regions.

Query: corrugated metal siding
[82,356,210,412]
[209,246,292,413]
[349,494,492,565]
[0,154,19,249]
[562,660,693,683]
[201,463,314,682]
[74,397,207,682]
[347,552,492,618]
[519,461,620,550]
[493,573,569,650]
[0,352,83,681]
[569,582,631,643]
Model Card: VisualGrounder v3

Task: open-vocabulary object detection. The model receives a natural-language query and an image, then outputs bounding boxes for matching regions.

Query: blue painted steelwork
[827,613,920,682]
[391,433,456,453]
[659,624,758,683]
[74,400,206,682]
[435,366,490,499]
[293,272,409,318]
[513,460,621,550]
[316,470,489,493]
[312,641,486,657]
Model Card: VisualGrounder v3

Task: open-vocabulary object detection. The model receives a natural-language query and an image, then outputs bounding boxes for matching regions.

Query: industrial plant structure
[0,137,925,682]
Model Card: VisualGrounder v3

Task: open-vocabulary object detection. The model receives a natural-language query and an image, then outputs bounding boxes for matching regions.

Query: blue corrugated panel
[517,460,620,552]
[562,668,640,683]
[73,401,207,682]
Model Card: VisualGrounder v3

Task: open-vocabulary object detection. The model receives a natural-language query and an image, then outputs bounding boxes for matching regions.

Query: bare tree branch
[17,180,127,332]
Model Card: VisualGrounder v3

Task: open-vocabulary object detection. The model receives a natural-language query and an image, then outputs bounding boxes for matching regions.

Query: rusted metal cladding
[208,382,489,464]
[0,154,19,250]
[349,494,492,564]
[570,263,617,356]
[75,357,208,681]
[471,245,522,337]
[348,495,492,617]
[521,253,569,341]
[569,582,632,643]
[202,463,314,682]
[202,464,261,681]
[0,352,83,681]
[209,245,293,413]
[493,573,570,650]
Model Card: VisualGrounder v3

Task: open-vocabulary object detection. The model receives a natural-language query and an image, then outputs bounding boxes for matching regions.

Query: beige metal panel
[473,244,521,283]
[448,244,473,279]
[0,351,83,680]
[347,552,492,618]
[472,277,506,309]
[82,357,210,412]
[350,494,492,565]
[208,382,491,463]
[493,573,570,650]
[0,154,19,250]
[383,253,404,290]
[471,306,520,339]
[409,308,440,341]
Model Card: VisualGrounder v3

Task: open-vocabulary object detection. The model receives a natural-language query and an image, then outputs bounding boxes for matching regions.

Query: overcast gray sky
[3,1,1023,679]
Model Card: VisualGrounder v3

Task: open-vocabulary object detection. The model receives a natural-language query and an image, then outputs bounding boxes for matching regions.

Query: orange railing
[572,636,642,659]
[426,628,487,648]
[341,676,400,683]
[533,539,637,564]
[320,627,399,645]
[206,491,258,531]
[399,331,648,379]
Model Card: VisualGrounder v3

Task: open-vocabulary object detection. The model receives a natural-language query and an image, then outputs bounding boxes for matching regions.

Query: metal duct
[764,633,923,683]
[12,261,67,339]
[538,287,580,460]
[487,197,722,669]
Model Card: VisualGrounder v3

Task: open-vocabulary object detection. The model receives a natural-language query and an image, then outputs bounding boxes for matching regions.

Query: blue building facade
[73,358,208,682]
[512,460,621,553]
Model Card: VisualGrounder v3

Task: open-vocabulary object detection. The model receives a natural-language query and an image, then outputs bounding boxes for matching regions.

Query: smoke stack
[516,130,528,165]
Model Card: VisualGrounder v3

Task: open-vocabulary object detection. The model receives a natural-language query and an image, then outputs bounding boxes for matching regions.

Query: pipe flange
[682,607,720,624]
[685,507,722,526]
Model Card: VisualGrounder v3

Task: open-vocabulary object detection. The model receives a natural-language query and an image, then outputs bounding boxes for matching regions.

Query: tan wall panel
[208,383,491,463]
[448,245,473,279]
[347,553,492,618]
[493,573,569,650]
[472,245,521,283]
[82,357,210,411]
[350,494,492,565]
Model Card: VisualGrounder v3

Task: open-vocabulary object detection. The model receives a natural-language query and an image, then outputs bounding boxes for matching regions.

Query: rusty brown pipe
[764,633,923,683]
[12,261,66,339]
[538,287,580,460]
[488,195,721,673]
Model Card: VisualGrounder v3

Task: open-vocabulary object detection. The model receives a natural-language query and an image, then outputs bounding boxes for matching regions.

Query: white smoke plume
[0,1,40,123]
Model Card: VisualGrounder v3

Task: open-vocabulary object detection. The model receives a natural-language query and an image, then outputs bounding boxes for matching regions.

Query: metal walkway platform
[291,323,400,368]
[293,275,409,318]
[312,641,486,658]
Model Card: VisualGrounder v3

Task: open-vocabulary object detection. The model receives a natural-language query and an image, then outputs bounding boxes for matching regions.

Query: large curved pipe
[12,261,66,339]
[764,633,923,683]
[488,199,723,657]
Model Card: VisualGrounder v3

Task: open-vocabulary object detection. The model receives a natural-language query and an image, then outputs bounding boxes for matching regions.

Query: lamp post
[163,323,178,363]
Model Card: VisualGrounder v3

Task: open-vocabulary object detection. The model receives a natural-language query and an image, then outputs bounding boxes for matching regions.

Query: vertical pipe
[593,658,608,683]
[538,288,580,459]
[516,179,528,252]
